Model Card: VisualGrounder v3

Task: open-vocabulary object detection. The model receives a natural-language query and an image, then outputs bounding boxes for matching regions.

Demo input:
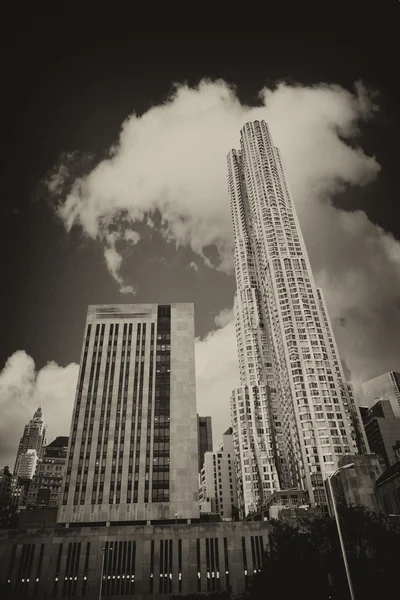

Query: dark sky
[0,28,399,371]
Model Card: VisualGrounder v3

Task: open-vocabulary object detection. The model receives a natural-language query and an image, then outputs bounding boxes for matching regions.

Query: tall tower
[227,121,366,516]
[58,303,199,525]
[14,407,46,478]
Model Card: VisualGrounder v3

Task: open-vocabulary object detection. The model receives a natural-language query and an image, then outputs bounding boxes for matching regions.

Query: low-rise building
[325,454,385,515]
[200,429,238,521]
[0,521,269,597]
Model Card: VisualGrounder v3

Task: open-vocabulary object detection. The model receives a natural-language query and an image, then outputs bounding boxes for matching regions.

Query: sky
[0,29,399,468]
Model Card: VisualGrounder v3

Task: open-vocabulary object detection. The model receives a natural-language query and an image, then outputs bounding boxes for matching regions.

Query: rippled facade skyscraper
[227,121,367,516]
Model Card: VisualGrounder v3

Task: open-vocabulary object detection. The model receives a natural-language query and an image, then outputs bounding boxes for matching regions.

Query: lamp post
[327,463,356,600]
[99,546,112,600]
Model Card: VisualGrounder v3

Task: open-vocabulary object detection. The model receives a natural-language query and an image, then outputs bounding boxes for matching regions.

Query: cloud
[46,78,400,406]
[214,307,234,328]
[195,320,239,448]
[189,261,199,272]
[0,351,78,468]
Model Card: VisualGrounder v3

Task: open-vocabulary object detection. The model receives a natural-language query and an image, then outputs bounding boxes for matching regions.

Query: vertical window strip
[128,324,141,503]
[121,541,127,595]
[130,540,136,594]
[81,542,90,596]
[215,538,220,590]
[104,325,119,504]
[93,324,113,503]
[223,537,230,591]
[117,324,132,504]
[134,324,145,503]
[152,306,171,502]
[33,544,44,597]
[206,538,211,591]
[62,543,73,596]
[6,544,17,588]
[196,538,201,592]
[53,543,63,597]
[241,537,249,589]
[210,538,216,591]
[149,540,155,593]
[15,544,26,595]
[168,539,173,593]
[250,536,257,574]
[110,324,127,505]
[178,539,182,593]
[159,539,164,593]
[125,541,132,596]
[254,536,262,572]
[83,324,104,505]
[145,322,155,502]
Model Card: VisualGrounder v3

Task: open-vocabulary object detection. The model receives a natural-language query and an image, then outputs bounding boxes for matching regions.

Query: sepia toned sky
[1,28,399,467]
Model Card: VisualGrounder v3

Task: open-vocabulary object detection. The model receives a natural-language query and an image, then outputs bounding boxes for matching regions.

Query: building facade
[197,415,213,472]
[0,520,268,598]
[16,450,38,481]
[325,454,385,514]
[375,458,400,515]
[14,408,46,478]
[200,429,238,520]
[27,437,68,508]
[227,120,364,516]
[360,400,400,468]
[0,467,13,507]
[58,303,199,525]
[362,371,400,418]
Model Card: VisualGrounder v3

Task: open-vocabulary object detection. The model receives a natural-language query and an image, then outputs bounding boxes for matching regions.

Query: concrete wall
[0,521,269,598]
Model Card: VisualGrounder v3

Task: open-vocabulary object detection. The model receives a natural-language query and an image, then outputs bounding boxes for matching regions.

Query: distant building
[245,489,313,521]
[200,429,238,520]
[197,415,213,472]
[325,454,385,514]
[360,400,400,468]
[27,436,68,508]
[14,407,46,478]
[362,371,400,418]
[0,467,13,506]
[16,449,38,480]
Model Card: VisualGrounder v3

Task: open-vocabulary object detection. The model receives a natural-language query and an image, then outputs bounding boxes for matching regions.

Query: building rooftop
[47,436,69,448]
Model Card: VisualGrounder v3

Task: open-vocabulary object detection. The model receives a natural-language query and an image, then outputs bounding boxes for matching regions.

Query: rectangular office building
[58,303,199,524]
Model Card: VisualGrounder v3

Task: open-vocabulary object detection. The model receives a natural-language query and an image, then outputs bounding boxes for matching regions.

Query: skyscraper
[58,303,199,525]
[227,120,366,516]
[197,415,213,472]
[14,407,46,478]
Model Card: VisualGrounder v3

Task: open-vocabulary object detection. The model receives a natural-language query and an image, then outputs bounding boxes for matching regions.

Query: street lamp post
[327,463,356,600]
[99,546,112,600]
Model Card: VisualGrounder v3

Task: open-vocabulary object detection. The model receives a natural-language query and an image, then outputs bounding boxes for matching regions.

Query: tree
[245,506,400,600]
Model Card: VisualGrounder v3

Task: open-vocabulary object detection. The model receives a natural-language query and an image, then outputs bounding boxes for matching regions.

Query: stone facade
[0,521,269,598]
[58,303,199,525]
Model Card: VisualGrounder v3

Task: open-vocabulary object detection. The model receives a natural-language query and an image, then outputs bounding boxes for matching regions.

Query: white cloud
[195,320,239,448]
[214,307,234,328]
[189,261,199,272]
[0,351,78,468]
[47,78,400,410]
